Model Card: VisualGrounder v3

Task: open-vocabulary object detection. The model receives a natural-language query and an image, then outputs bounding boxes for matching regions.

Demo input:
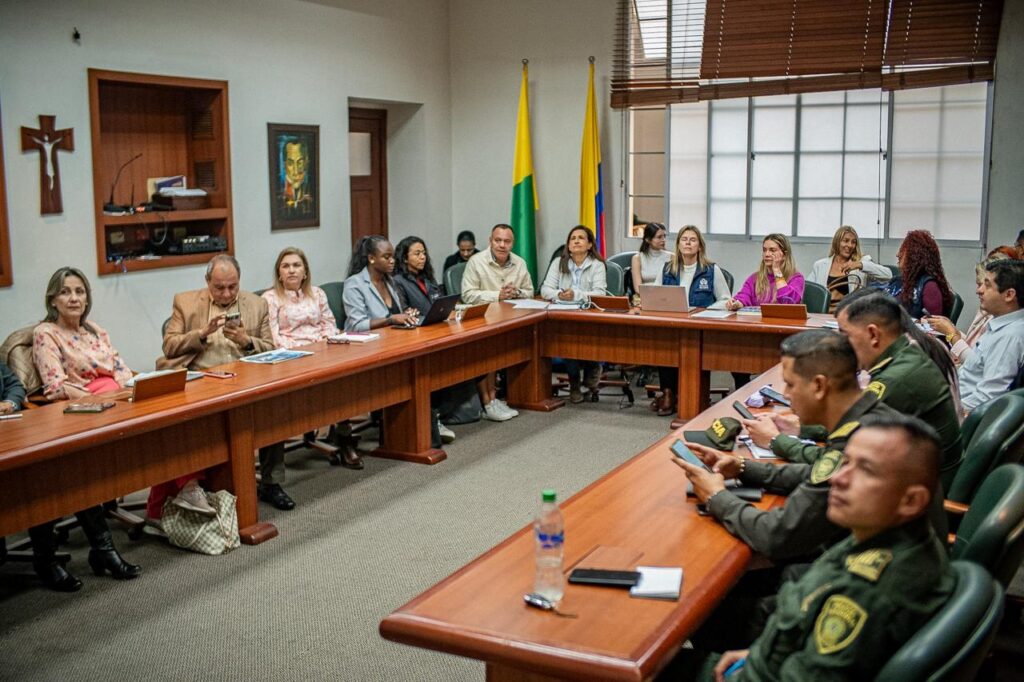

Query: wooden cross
[21,115,74,215]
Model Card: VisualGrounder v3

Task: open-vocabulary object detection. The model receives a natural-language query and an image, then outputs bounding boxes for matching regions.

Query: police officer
[676,330,898,563]
[708,414,955,681]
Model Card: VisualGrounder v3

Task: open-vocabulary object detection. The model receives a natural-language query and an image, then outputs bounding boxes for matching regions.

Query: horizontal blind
[612,0,1003,108]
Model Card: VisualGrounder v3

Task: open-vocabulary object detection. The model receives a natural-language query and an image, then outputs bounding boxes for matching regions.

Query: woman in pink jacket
[726,233,805,310]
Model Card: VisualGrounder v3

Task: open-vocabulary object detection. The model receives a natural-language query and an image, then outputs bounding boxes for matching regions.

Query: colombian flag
[511,62,539,284]
[580,60,605,256]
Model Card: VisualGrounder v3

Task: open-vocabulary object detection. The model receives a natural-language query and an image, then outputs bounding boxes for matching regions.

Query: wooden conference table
[380,367,787,681]
[0,303,819,546]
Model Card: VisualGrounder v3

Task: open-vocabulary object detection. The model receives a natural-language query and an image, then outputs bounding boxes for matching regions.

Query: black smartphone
[567,568,642,588]
[224,311,242,328]
[759,387,791,407]
[671,439,712,471]
[732,400,755,420]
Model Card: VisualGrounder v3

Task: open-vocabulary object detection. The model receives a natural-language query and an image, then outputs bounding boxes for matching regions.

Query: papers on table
[125,369,203,387]
[328,332,380,343]
[738,436,777,460]
[735,306,761,316]
[240,349,314,364]
[509,299,550,310]
[629,566,683,600]
[691,309,735,319]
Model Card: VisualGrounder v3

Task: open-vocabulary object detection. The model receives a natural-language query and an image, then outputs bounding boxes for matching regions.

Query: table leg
[486,663,567,682]
[209,406,277,545]
[374,356,447,465]
[674,329,707,423]
[507,325,565,412]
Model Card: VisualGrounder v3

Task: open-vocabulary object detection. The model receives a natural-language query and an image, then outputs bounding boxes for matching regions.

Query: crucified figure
[21,115,74,215]
[31,133,64,190]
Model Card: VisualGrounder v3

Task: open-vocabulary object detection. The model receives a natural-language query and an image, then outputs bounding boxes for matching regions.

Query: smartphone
[759,386,791,407]
[567,568,642,588]
[671,439,712,471]
[204,370,236,379]
[732,400,755,420]
[224,311,242,328]
[64,402,115,414]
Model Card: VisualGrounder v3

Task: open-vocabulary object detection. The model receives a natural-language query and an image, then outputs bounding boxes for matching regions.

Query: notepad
[510,299,550,310]
[735,306,761,316]
[629,566,683,600]
[691,309,735,319]
[328,332,380,343]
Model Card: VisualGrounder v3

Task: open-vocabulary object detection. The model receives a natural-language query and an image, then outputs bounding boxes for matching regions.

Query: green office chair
[883,263,902,282]
[605,261,625,296]
[875,561,1004,682]
[949,292,965,325]
[802,281,830,314]
[951,464,1024,587]
[947,394,1024,505]
[960,388,1024,451]
[607,251,635,272]
[320,281,345,327]
[444,262,466,298]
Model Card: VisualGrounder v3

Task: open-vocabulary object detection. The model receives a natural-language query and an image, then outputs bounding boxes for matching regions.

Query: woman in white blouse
[808,225,891,312]
[541,226,608,403]
[262,247,363,469]
[630,222,669,302]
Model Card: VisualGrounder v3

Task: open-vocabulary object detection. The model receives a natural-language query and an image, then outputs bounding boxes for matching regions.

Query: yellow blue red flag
[579,59,605,255]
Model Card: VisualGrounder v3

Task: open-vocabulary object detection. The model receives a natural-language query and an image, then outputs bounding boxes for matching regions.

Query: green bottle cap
[542,489,556,503]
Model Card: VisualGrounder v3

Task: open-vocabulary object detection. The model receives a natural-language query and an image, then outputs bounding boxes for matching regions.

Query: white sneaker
[495,399,519,418]
[483,401,513,422]
[438,420,456,443]
[172,480,216,517]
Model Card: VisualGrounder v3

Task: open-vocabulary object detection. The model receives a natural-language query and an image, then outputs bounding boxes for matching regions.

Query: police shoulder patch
[828,421,860,441]
[864,381,886,399]
[868,356,894,374]
[814,595,868,655]
[845,549,893,582]
[810,450,844,485]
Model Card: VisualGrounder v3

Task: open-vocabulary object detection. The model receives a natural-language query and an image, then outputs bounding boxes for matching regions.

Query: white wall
[987,1,1024,251]
[0,0,452,369]
[449,0,624,265]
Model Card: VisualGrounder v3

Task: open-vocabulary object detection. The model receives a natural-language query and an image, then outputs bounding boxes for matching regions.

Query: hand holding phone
[671,439,712,471]
[224,311,242,328]
[758,386,790,407]
[732,400,755,421]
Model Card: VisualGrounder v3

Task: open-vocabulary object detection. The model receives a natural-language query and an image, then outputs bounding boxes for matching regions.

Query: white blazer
[540,257,608,302]
[808,255,892,293]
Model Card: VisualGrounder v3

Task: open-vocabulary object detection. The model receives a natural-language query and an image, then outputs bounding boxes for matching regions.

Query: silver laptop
[638,284,689,313]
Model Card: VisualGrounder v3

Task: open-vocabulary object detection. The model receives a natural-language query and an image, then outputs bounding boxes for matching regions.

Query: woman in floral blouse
[27,266,141,591]
[262,247,362,469]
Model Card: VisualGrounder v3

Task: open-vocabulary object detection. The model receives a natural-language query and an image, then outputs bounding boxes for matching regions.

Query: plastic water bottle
[534,489,565,603]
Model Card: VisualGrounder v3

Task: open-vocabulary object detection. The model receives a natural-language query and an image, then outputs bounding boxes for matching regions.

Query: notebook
[629,566,683,600]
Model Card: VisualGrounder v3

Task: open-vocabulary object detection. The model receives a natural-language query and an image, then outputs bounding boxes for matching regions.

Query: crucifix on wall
[21,115,74,215]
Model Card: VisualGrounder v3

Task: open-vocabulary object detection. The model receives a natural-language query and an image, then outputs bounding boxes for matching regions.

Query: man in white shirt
[958,260,1024,413]
[460,224,534,421]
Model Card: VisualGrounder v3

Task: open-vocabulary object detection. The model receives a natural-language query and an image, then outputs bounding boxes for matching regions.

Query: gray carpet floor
[0,395,670,681]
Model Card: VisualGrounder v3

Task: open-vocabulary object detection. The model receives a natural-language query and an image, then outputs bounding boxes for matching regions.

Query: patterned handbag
[161,489,241,555]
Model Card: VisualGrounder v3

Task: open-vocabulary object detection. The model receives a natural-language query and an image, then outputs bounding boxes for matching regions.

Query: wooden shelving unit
[88,69,233,276]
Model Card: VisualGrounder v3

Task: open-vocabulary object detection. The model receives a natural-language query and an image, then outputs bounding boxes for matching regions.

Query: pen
[723,658,746,678]
[0,413,24,420]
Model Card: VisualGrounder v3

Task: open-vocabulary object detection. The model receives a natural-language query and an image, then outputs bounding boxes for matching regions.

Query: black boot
[76,506,141,580]
[29,522,83,592]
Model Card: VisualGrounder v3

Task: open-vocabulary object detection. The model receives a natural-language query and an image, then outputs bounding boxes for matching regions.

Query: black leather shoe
[342,445,364,470]
[87,549,141,580]
[34,560,84,592]
[258,483,296,510]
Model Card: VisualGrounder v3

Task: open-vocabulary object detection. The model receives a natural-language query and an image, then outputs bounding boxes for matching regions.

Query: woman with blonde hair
[809,225,892,311]
[726,233,805,310]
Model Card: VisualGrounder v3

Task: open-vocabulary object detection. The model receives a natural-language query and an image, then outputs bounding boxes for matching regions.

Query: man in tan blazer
[154,254,295,512]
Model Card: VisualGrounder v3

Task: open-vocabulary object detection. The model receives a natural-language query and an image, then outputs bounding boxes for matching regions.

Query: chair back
[605,261,625,296]
[444,262,467,298]
[948,394,1024,503]
[549,246,564,265]
[0,326,42,397]
[959,388,1024,447]
[952,464,1024,587]
[720,268,734,294]
[320,281,346,328]
[607,251,636,271]
[876,561,1003,682]
[802,280,830,314]
[949,292,965,325]
[883,263,902,282]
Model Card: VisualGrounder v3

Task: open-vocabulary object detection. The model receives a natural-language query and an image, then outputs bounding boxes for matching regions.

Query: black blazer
[393,272,442,317]
[0,361,27,409]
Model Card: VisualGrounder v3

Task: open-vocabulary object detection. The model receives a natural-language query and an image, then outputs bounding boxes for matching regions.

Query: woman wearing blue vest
[652,226,732,416]
[890,229,955,318]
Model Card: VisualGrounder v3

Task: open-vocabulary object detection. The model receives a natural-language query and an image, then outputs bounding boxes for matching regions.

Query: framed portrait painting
[267,123,319,230]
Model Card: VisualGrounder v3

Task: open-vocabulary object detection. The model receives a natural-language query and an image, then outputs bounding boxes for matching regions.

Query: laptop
[590,295,631,312]
[398,294,460,328]
[639,285,689,313]
[759,303,808,320]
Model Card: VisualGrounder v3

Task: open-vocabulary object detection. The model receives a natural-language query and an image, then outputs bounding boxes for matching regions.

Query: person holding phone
[342,236,419,331]
[725,233,804,311]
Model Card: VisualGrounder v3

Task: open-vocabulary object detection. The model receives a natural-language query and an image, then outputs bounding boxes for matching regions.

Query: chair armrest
[945,500,969,515]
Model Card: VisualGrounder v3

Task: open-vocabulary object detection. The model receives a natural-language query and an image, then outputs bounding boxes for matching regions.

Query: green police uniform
[707,393,894,562]
[787,336,963,491]
[733,516,954,681]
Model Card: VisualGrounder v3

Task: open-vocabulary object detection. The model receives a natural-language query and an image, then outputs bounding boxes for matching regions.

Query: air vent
[191,109,214,139]
[194,160,216,190]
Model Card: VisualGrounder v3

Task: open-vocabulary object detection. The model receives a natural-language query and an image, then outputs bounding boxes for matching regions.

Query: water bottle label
[536,530,564,549]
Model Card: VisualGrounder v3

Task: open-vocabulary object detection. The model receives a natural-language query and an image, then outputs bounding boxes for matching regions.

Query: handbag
[161,489,241,555]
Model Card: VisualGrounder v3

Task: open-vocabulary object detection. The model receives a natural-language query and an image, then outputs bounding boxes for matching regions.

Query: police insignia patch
[865,381,886,398]
[828,421,860,441]
[845,549,893,582]
[815,595,867,654]
[810,450,843,484]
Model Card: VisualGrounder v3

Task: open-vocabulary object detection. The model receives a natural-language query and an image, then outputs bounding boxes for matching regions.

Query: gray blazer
[342,267,406,332]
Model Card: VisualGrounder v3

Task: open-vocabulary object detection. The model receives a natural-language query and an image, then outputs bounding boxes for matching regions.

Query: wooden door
[349,108,387,244]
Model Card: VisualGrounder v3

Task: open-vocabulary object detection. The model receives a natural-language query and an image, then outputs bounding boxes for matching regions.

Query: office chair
[950,464,1024,588]
[802,281,830,314]
[444,262,466,298]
